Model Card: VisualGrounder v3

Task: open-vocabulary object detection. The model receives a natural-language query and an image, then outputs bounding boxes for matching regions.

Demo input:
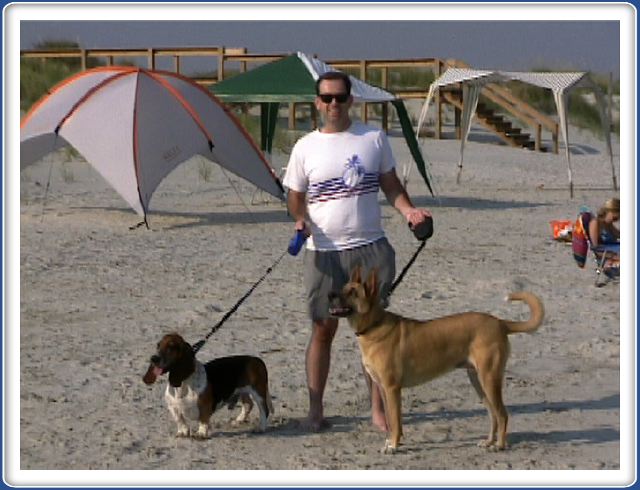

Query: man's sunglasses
[318,93,350,104]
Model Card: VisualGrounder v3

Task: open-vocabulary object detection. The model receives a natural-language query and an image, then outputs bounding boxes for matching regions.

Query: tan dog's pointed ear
[350,265,363,283]
[365,268,379,300]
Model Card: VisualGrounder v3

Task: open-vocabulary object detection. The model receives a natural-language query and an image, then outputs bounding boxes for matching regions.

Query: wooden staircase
[437,60,560,153]
[441,89,549,152]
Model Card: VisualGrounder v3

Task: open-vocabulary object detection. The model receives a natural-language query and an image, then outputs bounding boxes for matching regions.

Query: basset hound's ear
[168,339,195,387]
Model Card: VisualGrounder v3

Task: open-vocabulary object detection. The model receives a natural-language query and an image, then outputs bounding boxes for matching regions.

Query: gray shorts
[303,238,396,322]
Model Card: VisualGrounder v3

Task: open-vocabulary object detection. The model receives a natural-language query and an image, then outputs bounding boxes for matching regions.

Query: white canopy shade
[416,68,616,196]
[298,52,396,103]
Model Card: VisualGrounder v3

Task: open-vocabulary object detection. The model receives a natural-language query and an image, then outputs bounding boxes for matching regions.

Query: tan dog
[328,266,544,453]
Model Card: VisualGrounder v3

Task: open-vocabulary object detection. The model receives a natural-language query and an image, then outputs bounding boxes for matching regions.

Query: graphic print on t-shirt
[342,154,365,188]
[307,172,379,204]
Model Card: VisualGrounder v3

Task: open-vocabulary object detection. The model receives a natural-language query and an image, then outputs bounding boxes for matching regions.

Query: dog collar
[355,323,378,337]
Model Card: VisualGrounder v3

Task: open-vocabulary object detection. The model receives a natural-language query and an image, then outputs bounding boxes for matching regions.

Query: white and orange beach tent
[21,66,285,221]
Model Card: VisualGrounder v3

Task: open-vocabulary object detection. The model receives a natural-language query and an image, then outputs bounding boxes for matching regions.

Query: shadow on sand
[406,195,552,211]
[70,196,552,230]
[70,205,291,230]
[262,393,619,446]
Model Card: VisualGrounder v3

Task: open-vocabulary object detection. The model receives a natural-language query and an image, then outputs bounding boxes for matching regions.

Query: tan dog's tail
[503,291,544,334]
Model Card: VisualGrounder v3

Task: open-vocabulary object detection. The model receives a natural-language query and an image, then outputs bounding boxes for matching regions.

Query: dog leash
[192,249,288,354]
[192,226,308,354]
[354,218,433,338]
[192,218,433,353]
[385,216,434,300]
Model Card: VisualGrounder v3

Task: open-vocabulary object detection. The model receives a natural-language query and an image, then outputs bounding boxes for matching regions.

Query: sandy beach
[13,118,628,486]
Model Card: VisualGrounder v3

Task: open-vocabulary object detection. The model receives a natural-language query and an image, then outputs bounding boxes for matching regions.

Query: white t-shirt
[283,121,396,251]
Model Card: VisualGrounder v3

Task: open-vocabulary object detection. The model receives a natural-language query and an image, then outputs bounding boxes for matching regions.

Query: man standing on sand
[282,71,432,432]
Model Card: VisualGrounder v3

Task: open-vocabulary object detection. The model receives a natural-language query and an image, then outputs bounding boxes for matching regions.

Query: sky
[20,19,621,77]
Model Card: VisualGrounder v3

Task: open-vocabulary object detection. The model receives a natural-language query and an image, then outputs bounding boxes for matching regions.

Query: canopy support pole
[592,86,618,191]
[553,89,574,198]
[456,83,482,184]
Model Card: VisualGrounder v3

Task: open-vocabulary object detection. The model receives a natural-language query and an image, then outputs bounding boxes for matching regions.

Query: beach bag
[550,219,573,241]
[572,212,592,268]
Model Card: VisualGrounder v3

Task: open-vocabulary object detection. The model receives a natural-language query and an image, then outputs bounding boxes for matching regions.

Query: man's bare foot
[372,413,388,432]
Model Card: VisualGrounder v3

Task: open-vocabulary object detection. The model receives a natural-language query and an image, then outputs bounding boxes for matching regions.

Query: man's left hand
[405,208,431,227]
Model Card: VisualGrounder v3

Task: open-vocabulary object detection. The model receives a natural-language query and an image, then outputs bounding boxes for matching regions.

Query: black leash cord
[385,239,427,300]
[385,217,433,299]
[192,217,432,352]
[192,249,288,354]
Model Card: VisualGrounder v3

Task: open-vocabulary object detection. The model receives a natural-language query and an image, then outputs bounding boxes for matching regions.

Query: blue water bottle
[288,229,307,256]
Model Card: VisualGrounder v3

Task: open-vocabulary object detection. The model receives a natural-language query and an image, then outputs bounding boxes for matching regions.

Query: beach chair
[572,211,620,286]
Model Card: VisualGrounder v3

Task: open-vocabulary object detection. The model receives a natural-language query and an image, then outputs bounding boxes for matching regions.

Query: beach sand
[15,121,624,485]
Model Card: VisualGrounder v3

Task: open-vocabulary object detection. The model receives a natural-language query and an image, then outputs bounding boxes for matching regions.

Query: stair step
[441,89,551,153]
[493,123,512,132]
[511,134,531,143]
[477,110,494,118]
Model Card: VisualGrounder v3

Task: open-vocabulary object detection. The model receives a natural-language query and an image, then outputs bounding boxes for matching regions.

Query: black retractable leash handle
[410,217,434,242]
[386,216,434,299]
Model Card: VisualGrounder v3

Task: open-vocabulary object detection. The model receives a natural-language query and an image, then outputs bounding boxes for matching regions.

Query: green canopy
[214,54,317,103]
[212,52,434,196]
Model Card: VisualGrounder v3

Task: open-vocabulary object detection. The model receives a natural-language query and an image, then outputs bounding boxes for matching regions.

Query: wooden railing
[20,46,246,78]
[21,46,440,130]
[20,47,558,150]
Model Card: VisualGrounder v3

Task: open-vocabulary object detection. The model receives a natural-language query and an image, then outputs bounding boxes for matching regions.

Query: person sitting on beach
[282,71,431,432]
[588,197,620,269]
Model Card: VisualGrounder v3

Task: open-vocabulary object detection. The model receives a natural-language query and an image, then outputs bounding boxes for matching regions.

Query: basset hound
[143,333,273,439]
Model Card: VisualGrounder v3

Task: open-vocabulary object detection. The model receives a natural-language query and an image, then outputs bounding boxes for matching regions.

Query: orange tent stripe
[21,66,283,196]
[21,66,138,128]
[131,80,146,215]
[54,70,135,133]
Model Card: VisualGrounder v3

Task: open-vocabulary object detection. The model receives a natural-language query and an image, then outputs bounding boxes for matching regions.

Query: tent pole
[611,154,618,191]
[591,84,618,191]
[39,156,55,223]
[129,217,149,230]
[39,133,64,223]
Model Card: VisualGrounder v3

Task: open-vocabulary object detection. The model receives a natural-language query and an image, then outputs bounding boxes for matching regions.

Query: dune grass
[234,111,306,155]
[21,58,79,112]
[505,67,619,136]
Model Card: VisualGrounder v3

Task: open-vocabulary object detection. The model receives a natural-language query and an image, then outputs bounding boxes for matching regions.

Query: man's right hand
[295,220,310,236]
